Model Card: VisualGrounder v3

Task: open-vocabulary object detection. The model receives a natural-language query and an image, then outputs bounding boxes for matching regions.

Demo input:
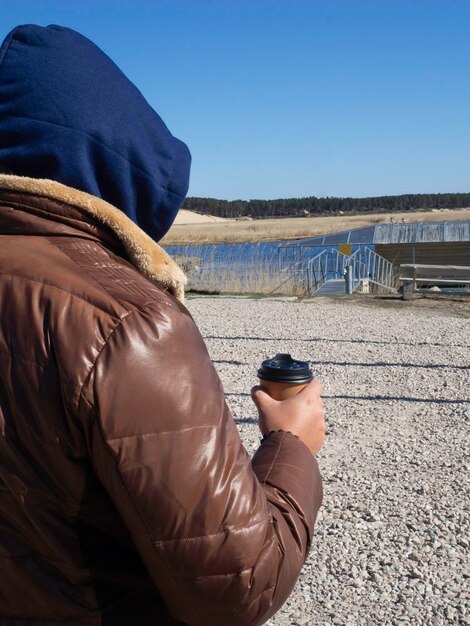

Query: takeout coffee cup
[257,353,313,401]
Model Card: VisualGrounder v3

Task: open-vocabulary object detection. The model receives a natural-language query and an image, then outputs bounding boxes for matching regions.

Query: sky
[1,0,469,200]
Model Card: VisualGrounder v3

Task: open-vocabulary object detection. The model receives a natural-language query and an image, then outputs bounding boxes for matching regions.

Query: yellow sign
[339,243,352,256]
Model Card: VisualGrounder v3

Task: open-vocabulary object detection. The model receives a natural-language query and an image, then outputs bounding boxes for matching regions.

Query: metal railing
[363,247,396,291]
[307,250,328,293]
[307,248,350,293]
[306,247,396,295]
[347,248,367,292]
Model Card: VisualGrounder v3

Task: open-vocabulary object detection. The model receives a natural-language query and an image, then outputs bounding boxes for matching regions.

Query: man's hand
[251,380,325,455]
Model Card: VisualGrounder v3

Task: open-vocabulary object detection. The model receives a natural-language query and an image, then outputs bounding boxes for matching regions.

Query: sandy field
[163,208,470,245]
[187,296,469,626]
[173,209,229,224]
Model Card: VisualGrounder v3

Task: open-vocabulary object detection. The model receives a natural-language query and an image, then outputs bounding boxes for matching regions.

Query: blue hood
[0,24,191,242]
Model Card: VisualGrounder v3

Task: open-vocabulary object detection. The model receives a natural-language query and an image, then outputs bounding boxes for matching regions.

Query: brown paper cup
[259,379,308,401]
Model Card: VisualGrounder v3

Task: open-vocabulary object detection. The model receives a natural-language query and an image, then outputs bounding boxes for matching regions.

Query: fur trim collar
[0,174,186,301]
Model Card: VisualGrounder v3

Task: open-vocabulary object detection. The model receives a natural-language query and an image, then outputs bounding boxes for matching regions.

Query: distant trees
[182,193,470,219]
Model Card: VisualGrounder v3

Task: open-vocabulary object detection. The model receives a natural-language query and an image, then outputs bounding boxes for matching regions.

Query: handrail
[306,246,397,295]
[307,250,329,294]
[363,247,396,290]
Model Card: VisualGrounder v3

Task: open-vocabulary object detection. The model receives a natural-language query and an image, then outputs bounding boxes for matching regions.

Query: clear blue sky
[1,0,469,200]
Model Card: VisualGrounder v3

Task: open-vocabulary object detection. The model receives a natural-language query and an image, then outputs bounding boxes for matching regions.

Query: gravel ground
[187,296,469,626]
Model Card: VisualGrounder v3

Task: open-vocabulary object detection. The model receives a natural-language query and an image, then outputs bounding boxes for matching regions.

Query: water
[167,241,285,267]
[164,239,360,294]
[166,240,330,269]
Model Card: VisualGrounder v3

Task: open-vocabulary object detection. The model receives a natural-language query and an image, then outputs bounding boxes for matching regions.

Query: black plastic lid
[258,353,313,384]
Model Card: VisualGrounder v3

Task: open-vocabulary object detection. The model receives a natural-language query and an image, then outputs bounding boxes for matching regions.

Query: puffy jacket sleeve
[79,300,323,626]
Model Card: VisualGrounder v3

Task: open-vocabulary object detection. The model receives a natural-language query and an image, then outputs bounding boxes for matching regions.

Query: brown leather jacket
[0,175,323,626]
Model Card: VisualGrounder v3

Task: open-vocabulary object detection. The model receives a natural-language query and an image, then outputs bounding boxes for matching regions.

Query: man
[0,24,324,625]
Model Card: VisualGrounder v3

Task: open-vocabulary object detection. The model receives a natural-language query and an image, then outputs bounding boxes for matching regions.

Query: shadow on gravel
[205,335,468,349]
[212,359,245,365]
[224,391,469,404]
[234,418,258,425]
[312,360,469,371]
[214,359,469,371]
[323,394,470,405]
[225,392,251,398]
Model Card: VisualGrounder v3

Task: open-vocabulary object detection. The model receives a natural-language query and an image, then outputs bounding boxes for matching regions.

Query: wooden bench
[399,264,470,300]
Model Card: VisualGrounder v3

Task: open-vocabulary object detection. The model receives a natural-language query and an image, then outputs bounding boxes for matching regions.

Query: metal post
[345,264,354,294]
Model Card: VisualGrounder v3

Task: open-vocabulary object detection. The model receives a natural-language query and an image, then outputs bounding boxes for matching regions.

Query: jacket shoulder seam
[77,299,172,412]
[76,308,134,412]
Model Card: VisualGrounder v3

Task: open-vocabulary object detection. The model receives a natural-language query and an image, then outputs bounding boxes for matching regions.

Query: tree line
[182,193,470,219]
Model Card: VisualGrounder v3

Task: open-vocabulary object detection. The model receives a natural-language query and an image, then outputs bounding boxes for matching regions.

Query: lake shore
[162,207,470,245]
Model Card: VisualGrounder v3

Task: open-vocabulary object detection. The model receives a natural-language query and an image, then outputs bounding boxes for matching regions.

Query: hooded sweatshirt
[0,24,191,242]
